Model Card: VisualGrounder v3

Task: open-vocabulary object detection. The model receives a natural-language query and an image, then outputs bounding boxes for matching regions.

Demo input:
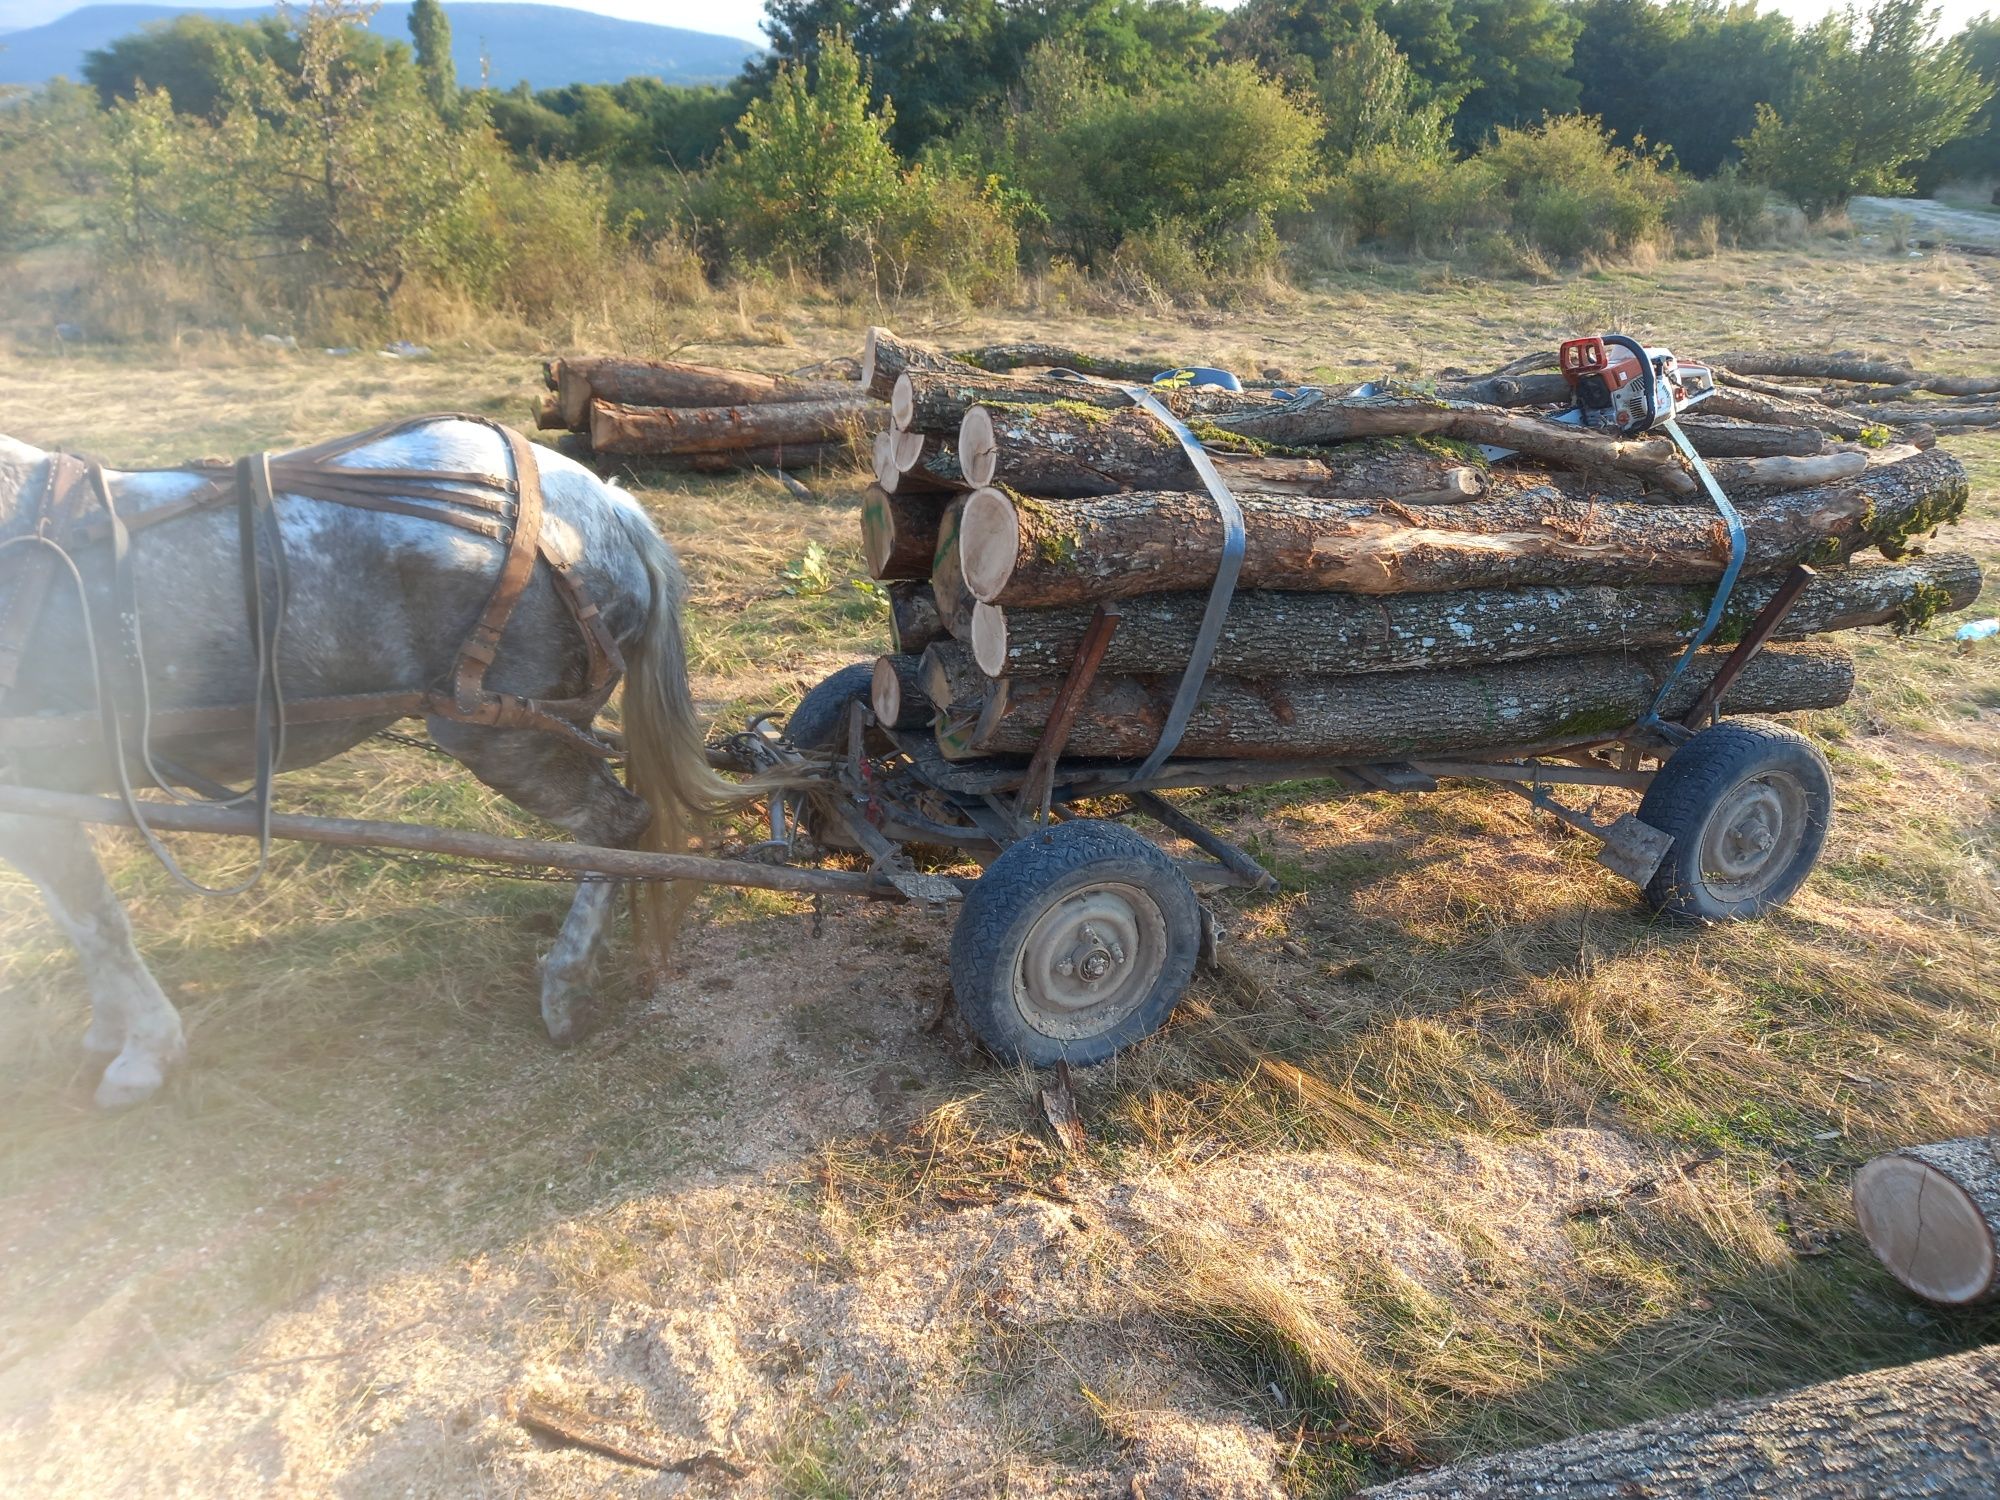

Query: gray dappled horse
[0,416,732,1107]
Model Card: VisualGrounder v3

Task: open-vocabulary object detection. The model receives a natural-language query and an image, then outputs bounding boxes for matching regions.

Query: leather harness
[0,413,626,762]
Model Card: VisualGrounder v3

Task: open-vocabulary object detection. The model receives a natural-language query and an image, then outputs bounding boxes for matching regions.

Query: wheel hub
[1015,884,1168,1040]
[1699,772,1808,901]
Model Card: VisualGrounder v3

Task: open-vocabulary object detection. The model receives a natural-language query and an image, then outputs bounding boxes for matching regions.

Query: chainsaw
[1556,333,1715,433]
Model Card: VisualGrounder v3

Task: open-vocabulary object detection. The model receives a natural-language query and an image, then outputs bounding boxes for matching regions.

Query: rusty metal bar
[1127,790,1276,892]
[0,783,902,898]
[1679,563,1818,732]
[1015,602,1122,823]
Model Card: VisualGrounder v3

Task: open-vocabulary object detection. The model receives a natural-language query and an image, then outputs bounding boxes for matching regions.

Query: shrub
[1325,142,1502,253]
[705,31,902,279]
[1670,166,1774,248]
[873,167,1019,303]
[1479,114,1677,258]
[994,49,1324,265]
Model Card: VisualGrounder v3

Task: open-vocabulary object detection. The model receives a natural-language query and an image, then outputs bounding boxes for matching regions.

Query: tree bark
[1853,404,2000,432]
[957,402,1483,500]
[944,341,1174,382]
[892,371,1269,435]
[1702,388,1871,440]
[1708,450,1866,490]
[1854,1137,2000,1305]
[869,654,933,730]
[862,326,986,400]
[1356,1346,2000,1499]
[919,639,984,713]
[556,356,857,430]
[888,430,965,493]
[1433,371,1573,407]
[1711,351,2000,397]
[860,485,947,581]
[1674,416,1825,458]
[1712,366,1826,400]
[969,553,1980,679]
[1210,394,1697,493]
[955,449,1968,607]
[886,583,946,655]
[588,397,884,457]
[964,642,1854,760]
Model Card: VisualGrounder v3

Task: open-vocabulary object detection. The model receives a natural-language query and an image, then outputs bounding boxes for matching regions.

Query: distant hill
[0,4,762,90]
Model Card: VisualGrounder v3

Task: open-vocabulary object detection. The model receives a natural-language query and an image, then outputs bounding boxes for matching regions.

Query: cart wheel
[1638,718,1832,921]
[950,819,1200,1067]
[785,663,877,751]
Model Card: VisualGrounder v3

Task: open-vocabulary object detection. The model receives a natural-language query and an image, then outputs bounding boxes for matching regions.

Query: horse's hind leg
[0,814,186,1108]
[425,723,653,1044]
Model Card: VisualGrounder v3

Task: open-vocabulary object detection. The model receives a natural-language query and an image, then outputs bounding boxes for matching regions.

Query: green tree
[408,0,456,113]
[82,14,293,118]
[1390,0,1582,147]
[1741,0,1991,215]
[1316,17,1453,165]
[708,29,903,273]
[1915,14,2000,191]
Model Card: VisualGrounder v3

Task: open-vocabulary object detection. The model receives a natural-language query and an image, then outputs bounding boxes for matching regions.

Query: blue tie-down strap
[1639,418,1747,735]
[1120,384,1246,779]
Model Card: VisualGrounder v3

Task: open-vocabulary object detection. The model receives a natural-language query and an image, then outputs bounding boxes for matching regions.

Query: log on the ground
[862,327,987,400]
[944,341,1174,382]
[1713,367,1827,400]
[893,370,1267,435]
[955,448,1968,607]
[1708,450,1867,490]
[1702,388,1870,440]
[1675,416,1825,458]
[1209,393,1697,493]
[964,641,1853,760]
[1713,351,2000,398]
[868,655,933,730]
[969,553,1980,679]
[1433,371,1573,407]
[1357,1345,2000,1499]
[556,356,856,430]
[589,397,884,457]
[860,485,948,581]
[1854,1136,2000,1305]
[1852,403,2000,432]
[957,403,1482,499]
[886,583,946,655]
[533,393,565,430]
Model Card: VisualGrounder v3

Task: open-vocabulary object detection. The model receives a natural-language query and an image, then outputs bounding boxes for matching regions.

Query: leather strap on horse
[0,454,95,709]
[0,414,625,759]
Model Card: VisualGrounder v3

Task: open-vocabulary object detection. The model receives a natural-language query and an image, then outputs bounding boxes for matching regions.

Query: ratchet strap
[1638,417,1746,738]
[1120,384,1246,779]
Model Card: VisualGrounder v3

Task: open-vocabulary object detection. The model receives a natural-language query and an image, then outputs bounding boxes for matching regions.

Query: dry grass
[1,239,1998,1496]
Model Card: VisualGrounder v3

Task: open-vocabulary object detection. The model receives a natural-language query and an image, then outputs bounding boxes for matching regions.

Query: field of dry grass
[2,240,1998,1496]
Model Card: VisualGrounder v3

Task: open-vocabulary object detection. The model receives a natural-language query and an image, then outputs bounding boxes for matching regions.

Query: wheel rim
[1696,769,1810,904]
[1013,882,1169,1042]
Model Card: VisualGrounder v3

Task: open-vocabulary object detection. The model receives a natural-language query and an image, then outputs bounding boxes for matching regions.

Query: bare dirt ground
[2,241,1999,1497]
[1851,195,2000,249]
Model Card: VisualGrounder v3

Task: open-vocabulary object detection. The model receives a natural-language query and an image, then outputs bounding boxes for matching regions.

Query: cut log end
[959,405,998,488]
[1855,1142,2000,1305]
[871,656,902,728]
[970,601,1008,677]
[959,487,1019,603]
[873,429,899,491]
[891,371,917,431]
[893,428,927,473]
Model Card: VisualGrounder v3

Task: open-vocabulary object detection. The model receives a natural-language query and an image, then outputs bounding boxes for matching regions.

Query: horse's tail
[612,502,740,964]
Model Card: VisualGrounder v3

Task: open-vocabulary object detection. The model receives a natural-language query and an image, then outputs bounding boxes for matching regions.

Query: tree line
[0,0,1992,333]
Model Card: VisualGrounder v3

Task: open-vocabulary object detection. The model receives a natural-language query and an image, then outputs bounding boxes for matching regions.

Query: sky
[0,0,1991,52]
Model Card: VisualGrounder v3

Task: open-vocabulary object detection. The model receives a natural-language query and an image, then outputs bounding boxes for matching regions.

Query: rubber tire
[950,819,1201,1067]
[1638,718,1832,921]
[785,662,877,752]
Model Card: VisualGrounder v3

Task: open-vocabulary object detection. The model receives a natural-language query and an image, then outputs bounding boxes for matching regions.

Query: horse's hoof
[94,1049,171,1109]
[81,1023,123,1060]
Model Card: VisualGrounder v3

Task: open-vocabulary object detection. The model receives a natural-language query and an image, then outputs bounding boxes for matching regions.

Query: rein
[0,414,628,890]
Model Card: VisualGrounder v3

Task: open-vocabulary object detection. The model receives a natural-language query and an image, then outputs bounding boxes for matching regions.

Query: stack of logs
[855,327,1982,765]
[534,354,883,470]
